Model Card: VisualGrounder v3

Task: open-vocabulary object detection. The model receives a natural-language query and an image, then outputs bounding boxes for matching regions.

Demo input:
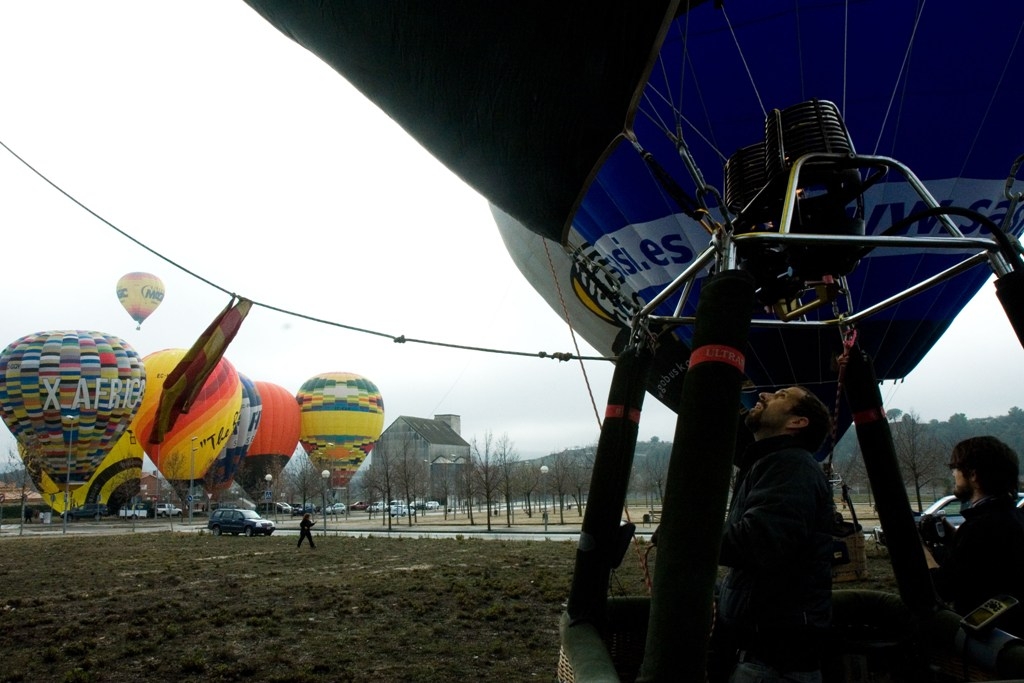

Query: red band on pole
[688,344,746,373]
[852,407,886,425]
[605,405,642,424]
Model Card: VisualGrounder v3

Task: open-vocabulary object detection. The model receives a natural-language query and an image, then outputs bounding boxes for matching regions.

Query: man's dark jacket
[932,494,1024,635]
[717,435,833,668]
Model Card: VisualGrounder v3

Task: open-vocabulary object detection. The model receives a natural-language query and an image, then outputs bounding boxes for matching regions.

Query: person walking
[715,386,834,683]
[297,512,317,549]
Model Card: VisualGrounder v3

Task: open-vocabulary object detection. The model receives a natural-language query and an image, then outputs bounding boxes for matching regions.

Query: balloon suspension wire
[841,0,849,117]
[541,239,603,431]
[721,6,767,119]
[956,20,1024,181]
[0,139,610,365]
[871,0,926,155]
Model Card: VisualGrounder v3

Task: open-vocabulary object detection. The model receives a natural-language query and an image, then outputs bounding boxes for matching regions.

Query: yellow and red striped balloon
[131,348,241,482]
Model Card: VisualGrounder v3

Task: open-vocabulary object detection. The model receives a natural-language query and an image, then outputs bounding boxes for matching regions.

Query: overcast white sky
[1,2,1021,466]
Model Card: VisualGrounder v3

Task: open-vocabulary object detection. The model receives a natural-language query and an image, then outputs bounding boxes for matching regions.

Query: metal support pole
[189,437,197,525]
[61,414,76,535]
[321,469,330,537]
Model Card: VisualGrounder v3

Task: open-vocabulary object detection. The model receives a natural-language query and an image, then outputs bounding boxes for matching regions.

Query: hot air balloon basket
[832,532,868,583]
[556,598,649,683]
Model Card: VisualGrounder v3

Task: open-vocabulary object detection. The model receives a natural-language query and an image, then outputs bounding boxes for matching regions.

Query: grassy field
[0,529,896,683]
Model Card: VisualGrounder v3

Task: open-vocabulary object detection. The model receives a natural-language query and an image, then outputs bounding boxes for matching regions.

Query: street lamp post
[448,453,457,519]
[189,437,197,525]
[423,459,429,509]
[342,486,349,522]
[321,469,330,537]
[264,473,273,517]
[540,465,549,532]
[62,414,76,535]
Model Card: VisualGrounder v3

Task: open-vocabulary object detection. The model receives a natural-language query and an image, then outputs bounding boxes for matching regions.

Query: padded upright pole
[639,270,755,682]
[842,346,937,616]
[566,342,654,625]
[995,270,1024,350]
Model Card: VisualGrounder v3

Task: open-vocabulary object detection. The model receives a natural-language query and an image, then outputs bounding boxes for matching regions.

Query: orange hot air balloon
[236,381,300,497]
[130,349,241,482]
[297,372,384,489]
[116,272,165,329]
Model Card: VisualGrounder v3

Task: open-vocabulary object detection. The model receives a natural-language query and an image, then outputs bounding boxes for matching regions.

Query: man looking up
[925,436,1024,634]
[716,386,834,683]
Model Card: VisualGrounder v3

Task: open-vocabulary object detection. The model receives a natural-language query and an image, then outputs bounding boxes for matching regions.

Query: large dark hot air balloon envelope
[243,1,1024,436]
[240,5,1024,681]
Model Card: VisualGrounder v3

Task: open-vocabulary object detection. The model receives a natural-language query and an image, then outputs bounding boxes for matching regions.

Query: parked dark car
[349,501,369,511]
[207,509,276,536]
[291,503,318,516]
[63,503,109,519]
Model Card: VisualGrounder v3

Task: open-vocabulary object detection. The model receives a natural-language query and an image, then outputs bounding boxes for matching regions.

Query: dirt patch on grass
[0,533,896,682]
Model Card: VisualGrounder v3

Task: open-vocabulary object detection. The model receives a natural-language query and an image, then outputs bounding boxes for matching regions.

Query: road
[0,509,660,542]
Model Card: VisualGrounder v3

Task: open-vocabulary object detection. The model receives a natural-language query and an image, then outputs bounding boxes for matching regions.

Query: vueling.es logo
[567,243,637,326]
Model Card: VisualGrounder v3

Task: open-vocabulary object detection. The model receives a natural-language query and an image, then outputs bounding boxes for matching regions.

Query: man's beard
[954,479,973,501]
[744,404,765,432]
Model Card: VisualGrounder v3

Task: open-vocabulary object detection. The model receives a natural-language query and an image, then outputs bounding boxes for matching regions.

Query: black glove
[919,513,955,546]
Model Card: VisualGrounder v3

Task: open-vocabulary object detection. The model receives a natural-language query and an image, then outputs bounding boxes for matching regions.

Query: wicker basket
[833,532,868,583]
[557,598,651,683]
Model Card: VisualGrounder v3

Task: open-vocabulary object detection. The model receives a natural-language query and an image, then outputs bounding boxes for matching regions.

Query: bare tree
[11,442,42,528]
[470,431,504,531]
[567,445,595,516]
[548,450,575,525]
[632,440,671,512]
[833,444,872,506]
[390,431,425,527]
[892,411,946,511]
[435,459,456,519]
[460,443,481,526]
[519,460,544,517]
[493,433,519,527]
[362,441,398,530]
[158,449,197,513]
[284,452,328,511]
